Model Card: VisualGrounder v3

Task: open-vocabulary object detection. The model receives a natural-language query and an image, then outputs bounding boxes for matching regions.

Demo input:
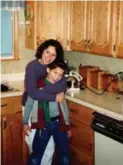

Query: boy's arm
[23,96,34,124]
[60,100,71,126]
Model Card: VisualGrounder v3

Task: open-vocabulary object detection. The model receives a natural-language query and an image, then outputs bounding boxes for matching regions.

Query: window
[0,10,19,60]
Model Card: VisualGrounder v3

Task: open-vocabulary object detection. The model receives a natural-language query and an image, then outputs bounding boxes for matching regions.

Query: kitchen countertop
[1,81,123,121]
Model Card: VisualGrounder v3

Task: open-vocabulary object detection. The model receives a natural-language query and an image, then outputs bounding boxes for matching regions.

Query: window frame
[1,11,19,61]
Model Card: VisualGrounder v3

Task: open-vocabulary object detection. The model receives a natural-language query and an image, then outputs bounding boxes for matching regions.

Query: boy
[23,61,71,165]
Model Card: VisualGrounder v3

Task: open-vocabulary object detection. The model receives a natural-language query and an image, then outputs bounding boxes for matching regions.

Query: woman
[22,39,67,165]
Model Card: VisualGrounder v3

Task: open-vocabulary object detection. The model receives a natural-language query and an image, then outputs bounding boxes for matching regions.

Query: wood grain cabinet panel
[25,1,69,50]
[70,1,113,56]
[69,146,93,165]
[1,113,23,165]
[1,96,22,115]
[1,96,28,165]
[114,1,123,58]
[70,1,87,52]
[66,100,94,165]
[70,118,93,157]
[25,1,38,49]
[89,1,113,56]
[67,100,93,126]
[37,1,69,49]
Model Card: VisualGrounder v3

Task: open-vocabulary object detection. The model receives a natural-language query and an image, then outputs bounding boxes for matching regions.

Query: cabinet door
[70,1,113,56]
[67,100,93,126]
[25,1,38,49]
[37,1,69,49]
[69,146,93,165]
[115,1,123,58]
[69,118,94,157]
[70,1,87,51]
[1,112,23,165]
[88,1,113,56]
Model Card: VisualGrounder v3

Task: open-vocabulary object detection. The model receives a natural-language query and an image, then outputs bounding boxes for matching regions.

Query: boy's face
[47,67,64,83]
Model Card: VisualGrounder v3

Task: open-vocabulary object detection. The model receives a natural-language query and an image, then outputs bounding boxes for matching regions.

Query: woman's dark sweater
[22,59,66,106]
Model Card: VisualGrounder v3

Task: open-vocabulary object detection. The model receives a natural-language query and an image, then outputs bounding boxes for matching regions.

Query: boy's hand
[56,92,65,103]
[67,130,72,138]
[23,124,31,136]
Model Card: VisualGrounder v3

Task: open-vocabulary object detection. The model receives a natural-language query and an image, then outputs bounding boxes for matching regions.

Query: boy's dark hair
[35,39,64,61]
[48,61,68,74]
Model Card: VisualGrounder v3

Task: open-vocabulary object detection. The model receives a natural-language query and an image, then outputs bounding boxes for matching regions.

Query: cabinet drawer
[69,146,93,165]
[70,118,94,157]
[1,96,22,115]
[67,100,93,125]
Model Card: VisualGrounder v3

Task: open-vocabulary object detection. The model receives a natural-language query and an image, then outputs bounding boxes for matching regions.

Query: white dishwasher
[91,112,123,165]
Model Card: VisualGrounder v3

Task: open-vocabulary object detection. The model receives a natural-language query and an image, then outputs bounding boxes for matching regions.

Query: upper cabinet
[89,1,113,56]
[70,1,87,52]
[25,1,123,58]
[25,1,37,49]
[114,1,123,58]
[70,1,113,56]
[25,1,69,50]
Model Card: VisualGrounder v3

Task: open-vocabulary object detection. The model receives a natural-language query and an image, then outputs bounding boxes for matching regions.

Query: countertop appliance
[65,71,82,91]
[91,112,123,165]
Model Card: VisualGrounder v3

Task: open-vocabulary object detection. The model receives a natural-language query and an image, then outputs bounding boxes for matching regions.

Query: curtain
[1,0,25,11]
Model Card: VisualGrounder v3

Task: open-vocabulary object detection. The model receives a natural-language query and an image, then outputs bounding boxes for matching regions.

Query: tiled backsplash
[64,51,123,74]
[1,10,123,75]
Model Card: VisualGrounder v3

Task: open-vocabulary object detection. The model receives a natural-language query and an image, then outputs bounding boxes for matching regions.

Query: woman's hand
[56,92,65,103]
[23,124,31,136]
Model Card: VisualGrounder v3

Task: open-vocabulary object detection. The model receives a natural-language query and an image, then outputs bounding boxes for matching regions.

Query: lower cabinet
[67,100,94,165]
[1,96,94,165]
[1,112,23,165]
[69,146,93,165]
[1,96,29,165]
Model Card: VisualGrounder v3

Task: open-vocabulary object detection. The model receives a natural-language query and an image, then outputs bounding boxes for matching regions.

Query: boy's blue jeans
[29,119,70,165]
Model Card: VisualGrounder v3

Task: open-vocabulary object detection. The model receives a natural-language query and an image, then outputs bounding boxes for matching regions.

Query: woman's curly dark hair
[35,39,64,61]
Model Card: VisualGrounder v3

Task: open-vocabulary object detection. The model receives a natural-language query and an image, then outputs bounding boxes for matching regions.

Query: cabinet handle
[86,39,92,50]
[2,117,7,129]
[1,103,7,107]
[83,39,87,45]
[70,108,78,114]
[36,36,41,46]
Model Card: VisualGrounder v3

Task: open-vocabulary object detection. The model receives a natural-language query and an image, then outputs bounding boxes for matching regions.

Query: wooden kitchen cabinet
[67,100,94,165]
[69,1,88,52]
[70,1,113,56]
[1,96,28,165]
[113,1,123,58]
[25,1,69,50]
[25,1,38,49]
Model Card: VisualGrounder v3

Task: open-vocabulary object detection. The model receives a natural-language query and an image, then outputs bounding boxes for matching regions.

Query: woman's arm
[43,77,67,93]
[25,63,56,101]
[25,62,66,101]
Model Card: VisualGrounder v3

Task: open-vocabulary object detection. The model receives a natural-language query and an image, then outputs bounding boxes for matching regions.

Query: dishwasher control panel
[91,112,123,144]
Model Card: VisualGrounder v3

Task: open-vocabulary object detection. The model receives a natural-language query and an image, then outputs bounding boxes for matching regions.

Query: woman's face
[41,46,57,65]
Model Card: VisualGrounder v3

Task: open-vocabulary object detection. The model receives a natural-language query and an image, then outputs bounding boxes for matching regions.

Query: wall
[64,51,123,74]
[1,10,123,75]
